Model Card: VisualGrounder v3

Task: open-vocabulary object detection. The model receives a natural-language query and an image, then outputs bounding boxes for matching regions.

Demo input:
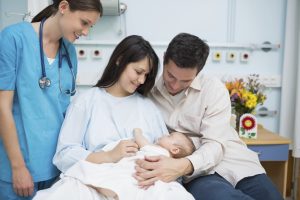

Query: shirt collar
[189,72,202,91]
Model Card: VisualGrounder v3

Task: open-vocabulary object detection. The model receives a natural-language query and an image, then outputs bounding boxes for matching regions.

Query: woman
[33,35,172,199]
[0,0,102,199]
[53,35,166,172]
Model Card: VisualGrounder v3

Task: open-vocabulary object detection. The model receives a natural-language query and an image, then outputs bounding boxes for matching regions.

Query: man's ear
[170,146,180,155]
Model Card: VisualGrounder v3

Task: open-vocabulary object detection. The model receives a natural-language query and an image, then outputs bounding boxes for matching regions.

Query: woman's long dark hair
[95,35,159,96]
[32,0,103,22]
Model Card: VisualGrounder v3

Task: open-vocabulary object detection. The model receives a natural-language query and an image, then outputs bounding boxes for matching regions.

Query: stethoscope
[38,18,76,96]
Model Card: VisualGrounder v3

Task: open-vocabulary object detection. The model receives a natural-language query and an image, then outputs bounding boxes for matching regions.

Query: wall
[75,0,287,133]
[0,0,287,133]
[0,0,27,29]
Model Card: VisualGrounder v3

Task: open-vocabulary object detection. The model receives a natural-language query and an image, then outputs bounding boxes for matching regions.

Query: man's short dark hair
[164,33,210,72]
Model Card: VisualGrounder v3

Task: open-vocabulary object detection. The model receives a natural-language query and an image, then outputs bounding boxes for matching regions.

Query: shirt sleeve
[53,95,92,173]
[184,80,234,180]
[0,28,18,90]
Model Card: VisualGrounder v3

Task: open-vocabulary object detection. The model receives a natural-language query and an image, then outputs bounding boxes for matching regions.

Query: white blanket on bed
[33,144,194,200]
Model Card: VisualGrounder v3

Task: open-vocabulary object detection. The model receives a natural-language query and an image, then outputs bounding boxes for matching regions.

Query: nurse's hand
[108,140,139,163]
[12,166,34,197]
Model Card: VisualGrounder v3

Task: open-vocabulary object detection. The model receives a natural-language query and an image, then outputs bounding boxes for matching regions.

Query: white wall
[0,0,288,133]
[27,0,50,17]
[0,0,27,29]
[75,0,286,133]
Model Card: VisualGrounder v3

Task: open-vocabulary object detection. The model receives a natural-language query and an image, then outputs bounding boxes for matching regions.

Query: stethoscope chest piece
[38,18,76,96]
[39,76,51,89]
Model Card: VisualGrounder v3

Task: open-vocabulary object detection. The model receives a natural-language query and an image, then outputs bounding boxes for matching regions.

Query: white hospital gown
[53,87,168,173]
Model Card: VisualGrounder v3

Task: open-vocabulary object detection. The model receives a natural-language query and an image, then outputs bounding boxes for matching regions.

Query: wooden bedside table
[241,125,291,198]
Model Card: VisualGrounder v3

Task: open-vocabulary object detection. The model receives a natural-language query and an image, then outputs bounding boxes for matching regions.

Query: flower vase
[235,112,243,133]
[238,113,258,139]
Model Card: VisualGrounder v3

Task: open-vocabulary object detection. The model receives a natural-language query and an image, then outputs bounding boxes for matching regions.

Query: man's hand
[12,166,34,197]
[134,155,193,187]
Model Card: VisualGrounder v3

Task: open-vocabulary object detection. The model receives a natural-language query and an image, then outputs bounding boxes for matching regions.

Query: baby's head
[157,132,196,158]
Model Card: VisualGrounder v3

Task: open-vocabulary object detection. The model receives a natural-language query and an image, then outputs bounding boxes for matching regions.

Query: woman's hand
[12,165,34,197]
[108,140,139,163]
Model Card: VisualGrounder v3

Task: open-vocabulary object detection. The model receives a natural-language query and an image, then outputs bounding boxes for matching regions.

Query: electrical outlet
[212,51,222,62]
[260,75,281,87]
[226,51,236,62]
[91,49,102,59]
[240,51,250,62]
[76,48,87,59]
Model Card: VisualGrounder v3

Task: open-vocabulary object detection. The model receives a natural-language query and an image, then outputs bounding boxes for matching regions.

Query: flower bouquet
[225,74,266,137]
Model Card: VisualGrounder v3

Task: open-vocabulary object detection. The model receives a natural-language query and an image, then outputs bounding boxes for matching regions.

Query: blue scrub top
[0,22,77,182]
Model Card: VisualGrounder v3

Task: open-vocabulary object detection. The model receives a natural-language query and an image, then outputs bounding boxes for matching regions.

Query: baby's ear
[170,146,180,155]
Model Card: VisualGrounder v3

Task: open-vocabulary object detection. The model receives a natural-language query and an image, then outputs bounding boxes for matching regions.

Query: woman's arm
[53,98,93,172]
[53,95,139,171]
[0,91,34,196]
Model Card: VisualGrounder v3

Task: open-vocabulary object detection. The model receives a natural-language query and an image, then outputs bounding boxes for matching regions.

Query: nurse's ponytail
[31,4,57,22]
[31,0,102,22]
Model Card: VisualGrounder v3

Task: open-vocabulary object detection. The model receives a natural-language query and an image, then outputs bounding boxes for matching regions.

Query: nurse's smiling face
[59,3,100,42]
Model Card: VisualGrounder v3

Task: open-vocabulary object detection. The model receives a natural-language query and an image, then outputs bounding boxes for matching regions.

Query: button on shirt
[149,73,265,186]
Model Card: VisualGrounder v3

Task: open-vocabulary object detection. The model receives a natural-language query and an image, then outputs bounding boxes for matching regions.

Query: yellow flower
[245,99,257,109]
[248,93,257,102]
[225,74,266,114]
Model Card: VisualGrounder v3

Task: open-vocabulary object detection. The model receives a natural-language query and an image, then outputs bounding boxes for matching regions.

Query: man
[135,33,283,200]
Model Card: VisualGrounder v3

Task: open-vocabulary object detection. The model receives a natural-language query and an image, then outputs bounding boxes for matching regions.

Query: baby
[134,128,196,158]
[97,129,196,199]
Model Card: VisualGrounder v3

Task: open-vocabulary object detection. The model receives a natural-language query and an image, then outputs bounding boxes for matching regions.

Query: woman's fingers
[126,146,138,153]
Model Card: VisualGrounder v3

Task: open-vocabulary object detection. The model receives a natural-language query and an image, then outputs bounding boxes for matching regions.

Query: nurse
[0,0,102,199]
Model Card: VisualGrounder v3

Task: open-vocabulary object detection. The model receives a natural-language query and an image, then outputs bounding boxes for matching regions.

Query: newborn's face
[157,133,178,150]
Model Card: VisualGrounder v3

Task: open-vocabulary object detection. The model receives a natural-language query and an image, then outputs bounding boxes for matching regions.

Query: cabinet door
[248,144,289,161]
[0,0,52,30]
[0,0,27,29]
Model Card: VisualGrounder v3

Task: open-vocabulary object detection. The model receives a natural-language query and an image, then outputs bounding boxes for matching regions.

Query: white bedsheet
[34,145,195,200]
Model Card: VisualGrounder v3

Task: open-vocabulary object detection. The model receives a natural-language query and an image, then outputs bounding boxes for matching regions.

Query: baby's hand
[133,128,150,148]
[133,128,143,137]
